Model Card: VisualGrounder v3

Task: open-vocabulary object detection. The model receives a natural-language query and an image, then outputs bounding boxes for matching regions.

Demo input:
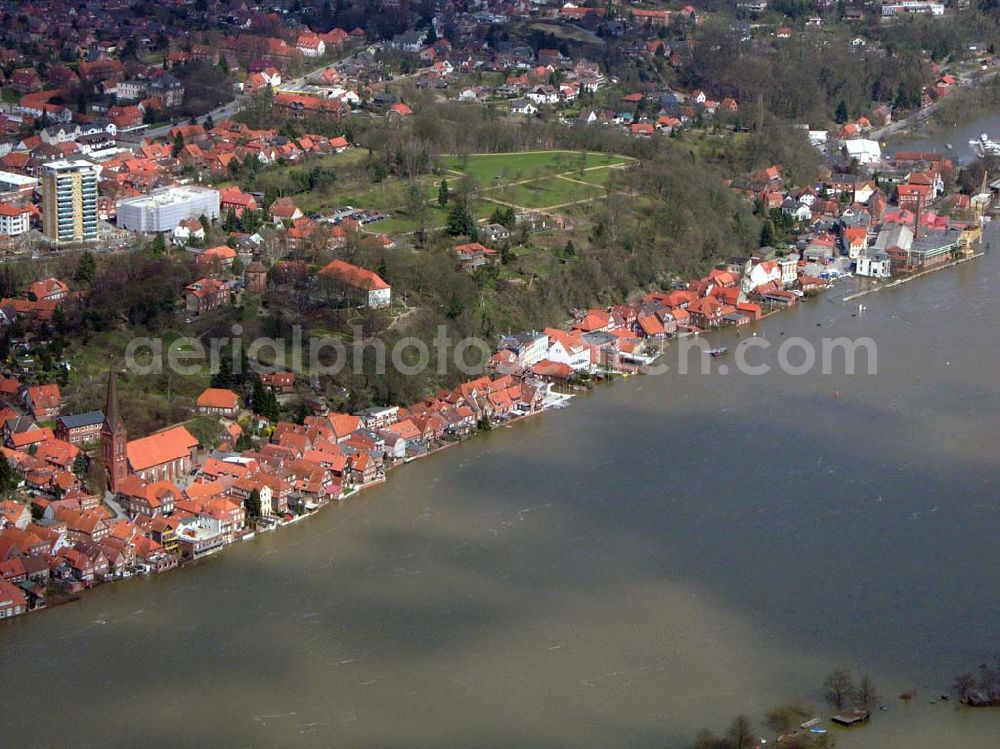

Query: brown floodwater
[3,236,1000,748]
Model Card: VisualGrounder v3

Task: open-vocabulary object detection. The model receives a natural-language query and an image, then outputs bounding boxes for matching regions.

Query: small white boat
[969,132,1000,158]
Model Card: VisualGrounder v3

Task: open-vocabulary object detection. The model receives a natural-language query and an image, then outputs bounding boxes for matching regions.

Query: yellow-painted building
[41,159,100,244]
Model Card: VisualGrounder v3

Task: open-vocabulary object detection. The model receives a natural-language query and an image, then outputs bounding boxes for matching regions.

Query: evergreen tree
[223,207,239,232]
[172,131,184,157]
[760,219,776,247]
[212,353,236,389]
[0,453,15,491]
[147,232,167,254]
[53,305,67,336]
[245,488,262,520]
[74,250,97,283]
[563,240,576,257]
[265,388,280,421]
[835,99,848,124]
[251,377,268,417]
[438,178,449,206]
[446,201,475,237]
[262,187,279,214]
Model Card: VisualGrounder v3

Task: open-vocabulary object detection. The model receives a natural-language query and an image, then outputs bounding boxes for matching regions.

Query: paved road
[144,98,243,139]
[142,49,372,140]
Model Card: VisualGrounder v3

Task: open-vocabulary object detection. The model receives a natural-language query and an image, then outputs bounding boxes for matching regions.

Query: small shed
[831,710,870,726]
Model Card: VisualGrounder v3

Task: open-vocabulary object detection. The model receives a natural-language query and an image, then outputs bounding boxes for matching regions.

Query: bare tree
[857,675,880,710]
[823,669,856,711]
[953,672,977,702]
[726,715,755,749]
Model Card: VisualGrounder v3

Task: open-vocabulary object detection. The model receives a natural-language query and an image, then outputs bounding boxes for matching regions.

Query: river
[4,239,1000,746]
[885,109,1000,166]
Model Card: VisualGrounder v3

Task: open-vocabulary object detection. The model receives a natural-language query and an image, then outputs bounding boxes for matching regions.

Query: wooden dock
[831,710,870,726]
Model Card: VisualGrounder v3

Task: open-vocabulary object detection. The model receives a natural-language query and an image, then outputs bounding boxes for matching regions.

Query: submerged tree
[725,715,755,749]
[857,675,880,710]
[823,669,856,710]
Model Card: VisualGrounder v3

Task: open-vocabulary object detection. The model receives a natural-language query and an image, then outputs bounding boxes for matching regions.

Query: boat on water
[969,132,1000,158]
[708,347,728,358]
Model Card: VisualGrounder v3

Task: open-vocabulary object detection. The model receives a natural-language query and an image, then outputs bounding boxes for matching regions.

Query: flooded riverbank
[3,229,1000,748]
[884,109,1000,165]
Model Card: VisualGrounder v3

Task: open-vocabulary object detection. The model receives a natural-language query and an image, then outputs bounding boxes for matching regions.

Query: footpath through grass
[441,150,631,185]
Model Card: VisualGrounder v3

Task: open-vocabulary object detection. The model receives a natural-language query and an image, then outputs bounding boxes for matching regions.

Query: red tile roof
[318,259,389,291]
[127,426,198,472]
[197,388,239,410]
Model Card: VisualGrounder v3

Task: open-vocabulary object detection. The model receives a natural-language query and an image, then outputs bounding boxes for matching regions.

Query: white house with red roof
[318,260,391,308]
[196,388,240,417]
[0,203,30,236]
[296,32,326,57]
[741,260,782,294]
[27,277,69,302]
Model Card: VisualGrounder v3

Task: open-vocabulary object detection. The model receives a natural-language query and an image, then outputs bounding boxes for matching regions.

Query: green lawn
[250,149,630,229]
[678,131,751,164]
[369,204,448,235]
[441,151,632,186]
[486,175,604,210]
[372,201,495,235]
[295,175,437,216]
[568,165,625,188]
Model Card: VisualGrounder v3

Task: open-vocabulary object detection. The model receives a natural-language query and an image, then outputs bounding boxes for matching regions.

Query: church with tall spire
[101,362,128,492]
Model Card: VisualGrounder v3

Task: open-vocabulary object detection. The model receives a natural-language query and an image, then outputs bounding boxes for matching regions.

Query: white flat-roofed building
[882,1,945,17]
[843,138,882,165]
[117,186,221,233]
[0,171,39,199]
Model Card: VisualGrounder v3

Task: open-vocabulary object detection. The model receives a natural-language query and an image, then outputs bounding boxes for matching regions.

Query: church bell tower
[100,363,128,492]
